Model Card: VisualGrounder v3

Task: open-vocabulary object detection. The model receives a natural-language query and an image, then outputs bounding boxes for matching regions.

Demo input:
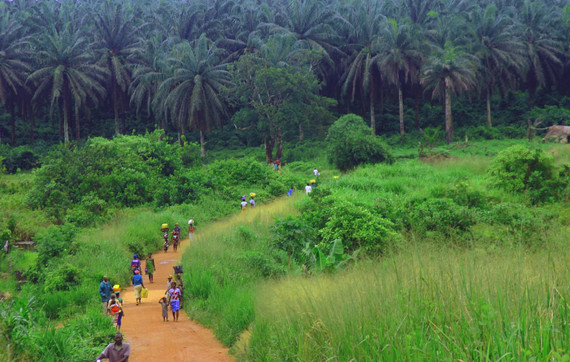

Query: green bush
[486,145,568,203]
[35,224,79,268]
[319,199,396,254]
[272,216,316,266]
[326,114,394,171]
[410,198,475,236]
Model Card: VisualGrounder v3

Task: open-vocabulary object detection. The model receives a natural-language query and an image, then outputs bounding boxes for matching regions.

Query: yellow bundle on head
[250,192,256,197]
[310,179,316,184]
[161,223,169,230]
[113,284,120,292]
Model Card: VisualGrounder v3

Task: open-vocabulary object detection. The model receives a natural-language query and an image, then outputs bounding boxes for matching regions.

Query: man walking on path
[96,332,130,361]
[100,276,112,310]
[188,219,195,242]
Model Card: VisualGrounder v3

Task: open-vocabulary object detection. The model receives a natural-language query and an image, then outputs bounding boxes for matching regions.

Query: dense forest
[1,0,570,158]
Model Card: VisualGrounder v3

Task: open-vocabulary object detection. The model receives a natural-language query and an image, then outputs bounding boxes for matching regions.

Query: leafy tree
[326,113,393,171]
[231,52,335,162]
[271,216,316,270]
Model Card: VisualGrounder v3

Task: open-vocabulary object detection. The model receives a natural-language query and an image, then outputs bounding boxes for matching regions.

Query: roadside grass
[182,193,302,346]
[247,238,570,360]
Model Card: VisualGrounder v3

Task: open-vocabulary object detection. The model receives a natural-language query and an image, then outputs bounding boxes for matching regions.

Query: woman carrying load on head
[241,196,248,211]
[130,254,141,274]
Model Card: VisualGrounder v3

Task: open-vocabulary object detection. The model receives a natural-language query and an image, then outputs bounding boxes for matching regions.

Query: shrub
[326,114,393,171]
[410,198,475,235]
[319,199,396,254]
[272,216,316,267]
[35,224,79,268]
[486,145,568,203]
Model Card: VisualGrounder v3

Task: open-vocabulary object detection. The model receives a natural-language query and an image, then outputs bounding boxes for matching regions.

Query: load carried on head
[161,223,169,231]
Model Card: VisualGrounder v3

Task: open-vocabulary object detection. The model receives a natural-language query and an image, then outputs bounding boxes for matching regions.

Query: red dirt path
[119,238,233,361]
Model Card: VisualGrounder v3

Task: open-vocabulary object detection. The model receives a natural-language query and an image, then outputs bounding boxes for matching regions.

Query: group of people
[240,193,256,211]
[160,273,184,322]
[99,276,125,330]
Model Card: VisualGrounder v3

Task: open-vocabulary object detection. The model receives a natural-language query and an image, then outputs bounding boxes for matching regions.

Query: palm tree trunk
[370,83,376,135]
[63,98,70,144]
[10,106,16,146]
[486,86,492,127]
[414,90,421,129]
[199,130,206,157]
[75,106,81,142]
[379,85,384,132]
[445,87,453,144]
[29,114,35,145]
[276,135,283,159]
[299,123,304,142]
[398,86,405,136]
[113,84,120,135]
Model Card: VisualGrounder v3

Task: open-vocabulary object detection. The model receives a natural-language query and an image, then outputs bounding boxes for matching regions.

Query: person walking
[96,332,130,362]
[158,296,169,322]
[240,196,248,211]
[107,294,124,330]
[113,285,125,331]
[130,255,141,274]
[168,281,182,322]
[188,219,195,242]
[145,253,155,283]
[132,269,145,306]
[249,193,256,208]
[305,183,312,195]
[100,276,112,310]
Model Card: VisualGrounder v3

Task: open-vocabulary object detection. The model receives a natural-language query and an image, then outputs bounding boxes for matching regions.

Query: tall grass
[182,194,302,346]
[247,241,570,360]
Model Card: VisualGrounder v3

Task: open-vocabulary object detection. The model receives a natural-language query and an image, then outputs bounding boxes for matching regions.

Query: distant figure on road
[305,183,312,195]
[100,276,112,310]
[145,253,155,283]
[188,219,195,242]
[241,196,248,211]
[96,332,130,362]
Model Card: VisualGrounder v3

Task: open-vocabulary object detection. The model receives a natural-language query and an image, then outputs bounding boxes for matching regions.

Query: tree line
[1,0,569,156]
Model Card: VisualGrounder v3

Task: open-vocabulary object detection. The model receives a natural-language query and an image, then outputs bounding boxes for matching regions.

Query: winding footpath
[120,233,233,361]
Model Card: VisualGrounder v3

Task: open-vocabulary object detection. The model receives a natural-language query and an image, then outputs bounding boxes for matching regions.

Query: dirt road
[120,235,233,361]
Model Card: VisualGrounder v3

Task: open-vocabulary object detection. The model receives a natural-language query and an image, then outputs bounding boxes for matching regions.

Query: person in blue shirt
[99,276,112,310]
[131,269,146,306]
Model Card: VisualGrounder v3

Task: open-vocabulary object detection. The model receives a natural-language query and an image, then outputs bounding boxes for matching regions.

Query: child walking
[159,296,169,322]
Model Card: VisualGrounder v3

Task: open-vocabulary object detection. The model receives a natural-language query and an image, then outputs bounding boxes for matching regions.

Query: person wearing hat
[99,276,112,311]
[131,269,145,306]
[96,332,130,362]
[240,196,248,211]
[130,254,141,275]
[188,219,195,242]
[167,281,182,322]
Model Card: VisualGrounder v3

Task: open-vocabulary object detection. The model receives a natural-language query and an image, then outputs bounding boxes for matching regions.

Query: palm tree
[27,29,107,143]
[0,11,32,145]
[470,4,526,127]
[339,0,385,134]
[517,1,563,106]
[129,36,169,129]
[378,18,423,136]
[263,0,344,80]
[93,2,141,135]
[157,35,232,155]
[421,42,478,144]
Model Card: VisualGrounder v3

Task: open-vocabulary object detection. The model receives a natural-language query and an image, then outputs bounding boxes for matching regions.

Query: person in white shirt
[313,168,319,176]
[305,183,312,195]
[241,196,248,211]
